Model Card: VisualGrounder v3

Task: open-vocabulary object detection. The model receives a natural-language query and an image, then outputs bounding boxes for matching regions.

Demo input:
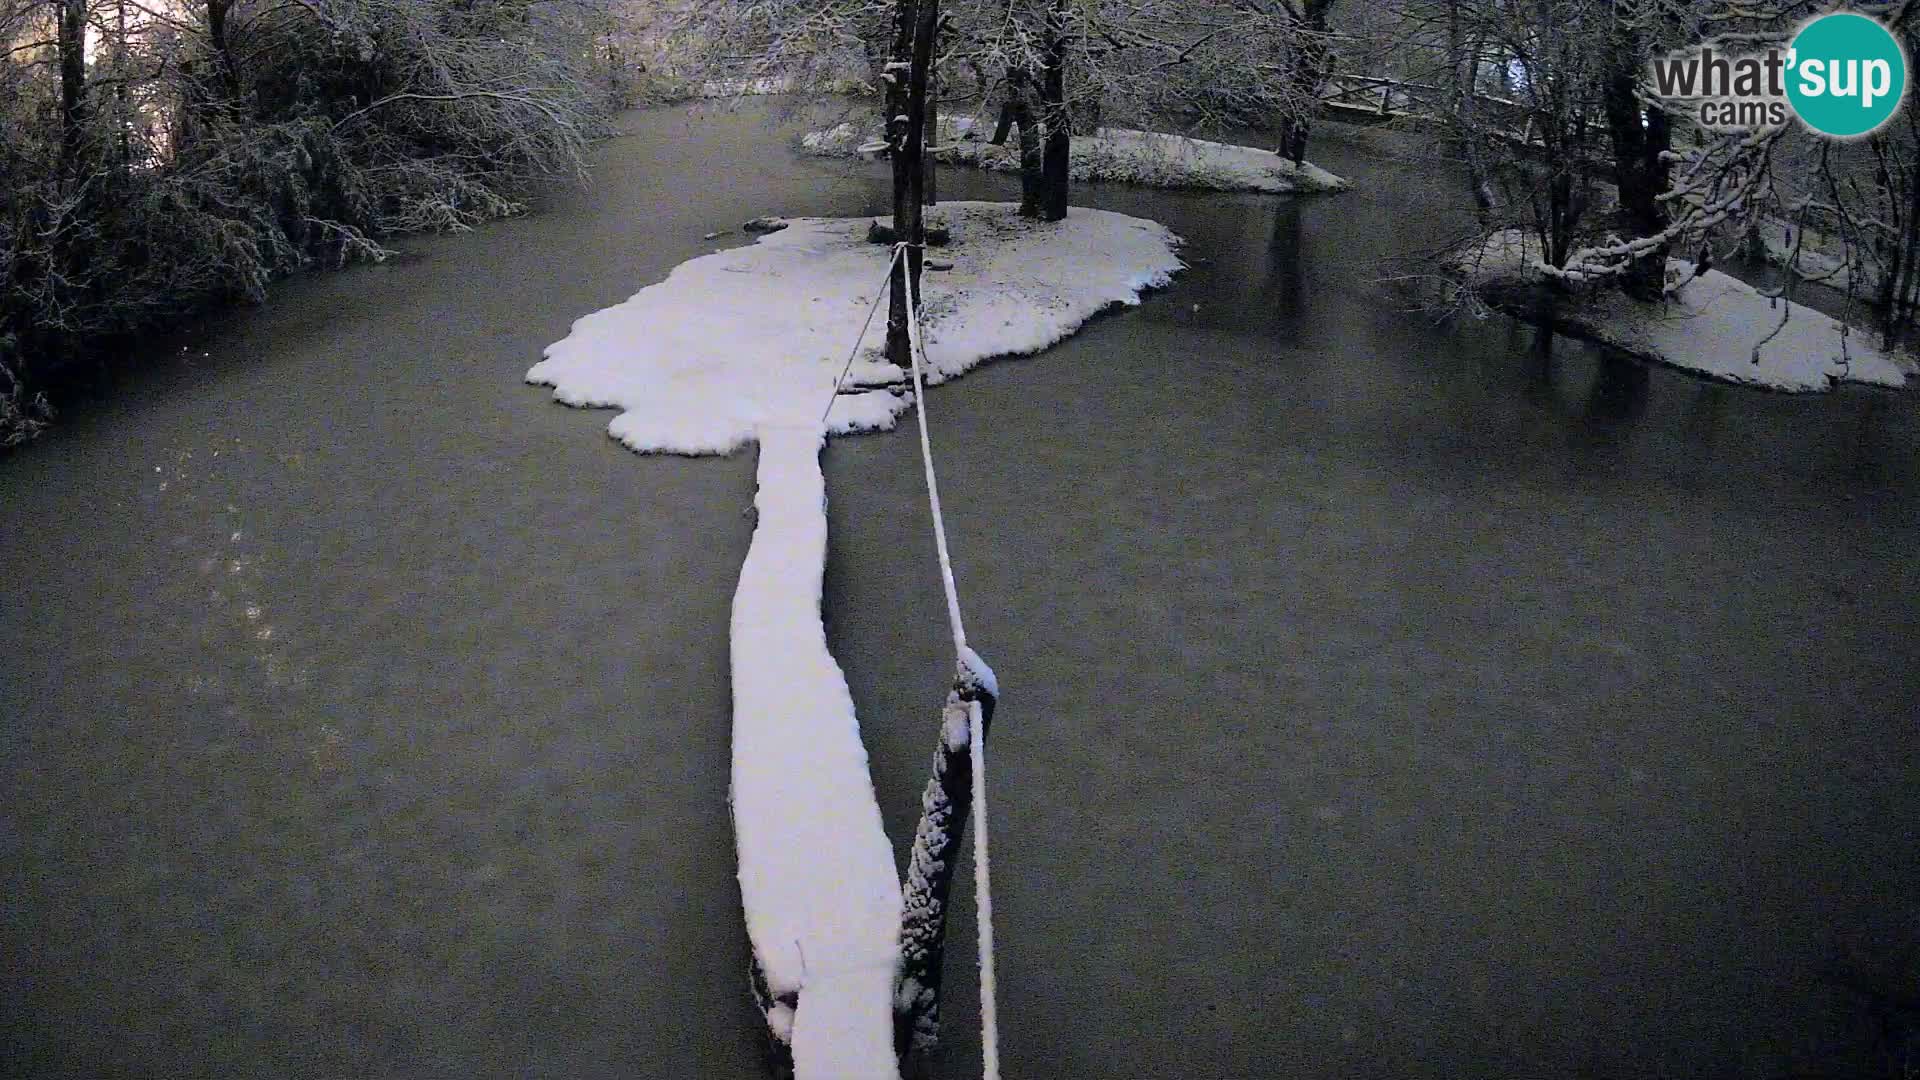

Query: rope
[968,695,999,1079]
[898,243,998,1080]
[898,243,968,653]
[820,245,907,426]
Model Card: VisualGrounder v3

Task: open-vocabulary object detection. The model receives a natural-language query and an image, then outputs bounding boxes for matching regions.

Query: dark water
[4,103,1917,1079]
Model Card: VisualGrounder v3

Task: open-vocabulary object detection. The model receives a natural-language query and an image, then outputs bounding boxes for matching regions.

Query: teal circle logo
[1786,12,1907,138]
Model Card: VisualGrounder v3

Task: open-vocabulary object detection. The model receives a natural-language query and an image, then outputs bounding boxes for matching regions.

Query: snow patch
[527,201,1182,1080]
[803,118,1348,195]
[1453,229,1913,393]
[1752,215,1888,298]
[732,425,900,1079]
[699,76,795,97]
[527,201,1185,454]
[957,645,998,700]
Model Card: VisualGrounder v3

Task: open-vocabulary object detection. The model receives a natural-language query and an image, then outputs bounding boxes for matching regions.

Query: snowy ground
[802,117,1348,195]
[698,76,795,97]
[529,202,1184,452]
[526,201,1182,1079]
[1453,229,1914,393]
[1748,215,1908,304]
[730,424,902,1078]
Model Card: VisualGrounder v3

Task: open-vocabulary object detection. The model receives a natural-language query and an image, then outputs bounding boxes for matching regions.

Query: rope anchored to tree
[819,241,1003,1080]
[900,242,1001,1075]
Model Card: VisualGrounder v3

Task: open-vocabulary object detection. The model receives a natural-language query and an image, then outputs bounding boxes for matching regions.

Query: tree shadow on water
[1267,199,1305,327]
[1583,351,1651,428]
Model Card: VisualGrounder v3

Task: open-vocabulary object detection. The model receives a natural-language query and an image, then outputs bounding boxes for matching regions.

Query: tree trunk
[990,99,1014,146]
[58,0,87,176]
[1446,0,1495,212]
[885,0,939,366]
[1039,0,1070,222]
[923,62,938,207]
[1601,6,1672,301]
[1007,69,1044,218]
[1881,105,1920,349]
[1278,0,1335,165]
[1071,95,1100,136]
[1882,48,1920,347]
[114,0,131,169]
[207,0,242,101]
[1889,172,1920,349]
[1547,163,1575,269]
[894,664,997,1058]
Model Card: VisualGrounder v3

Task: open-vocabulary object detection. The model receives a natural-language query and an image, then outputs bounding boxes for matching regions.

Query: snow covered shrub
[0,0,607,443]
[801,122,871,156]
[0,345,51,448]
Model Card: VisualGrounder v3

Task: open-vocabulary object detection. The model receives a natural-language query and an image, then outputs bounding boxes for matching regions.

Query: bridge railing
[1320,72,1600,152]
[1322,73,1444,118]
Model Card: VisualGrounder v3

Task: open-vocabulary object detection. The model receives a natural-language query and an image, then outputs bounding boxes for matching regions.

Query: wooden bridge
[1319,72,1586,152]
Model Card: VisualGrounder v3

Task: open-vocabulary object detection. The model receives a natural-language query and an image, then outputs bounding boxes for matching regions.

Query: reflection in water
[176,445,323,773]
[1585,352,1651,426]
[1680,384,1728,455]
[1268,200,1304,324]
[1847,393,1892,487]
[3,103,1917,1080]
[1524,323,1556,390]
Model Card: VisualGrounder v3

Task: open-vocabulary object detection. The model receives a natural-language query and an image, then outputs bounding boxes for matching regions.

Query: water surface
[4,102,1917,1079]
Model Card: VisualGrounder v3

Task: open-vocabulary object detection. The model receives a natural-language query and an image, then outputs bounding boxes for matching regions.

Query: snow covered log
[895,651,999,1057]
[732,424,902,1079]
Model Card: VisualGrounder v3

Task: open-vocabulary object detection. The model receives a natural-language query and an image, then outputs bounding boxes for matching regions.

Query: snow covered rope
[891,244,1004,1080]
[895,652,997,1056]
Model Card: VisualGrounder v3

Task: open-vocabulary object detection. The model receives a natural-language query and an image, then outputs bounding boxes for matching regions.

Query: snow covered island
[803,117,1349,195]
[1452,229,1915,393]
[526,201,1182,1080]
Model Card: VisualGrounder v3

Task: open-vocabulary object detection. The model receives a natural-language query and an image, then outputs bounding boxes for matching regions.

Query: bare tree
[56,0,84,174]
[1754,10,1920,348]
[1383,0,1830,311]
[1599,0,1676,299]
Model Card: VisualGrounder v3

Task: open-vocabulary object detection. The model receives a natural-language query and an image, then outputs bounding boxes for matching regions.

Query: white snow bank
[1453,229,1913,392]
[699,76,795,97]
[527,201,1185,454]
[803,118,1348,195]
[527,201,1181,1079]
[732,424,901,1079]
[1751,215,1893,298]
[699,74,873,99]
